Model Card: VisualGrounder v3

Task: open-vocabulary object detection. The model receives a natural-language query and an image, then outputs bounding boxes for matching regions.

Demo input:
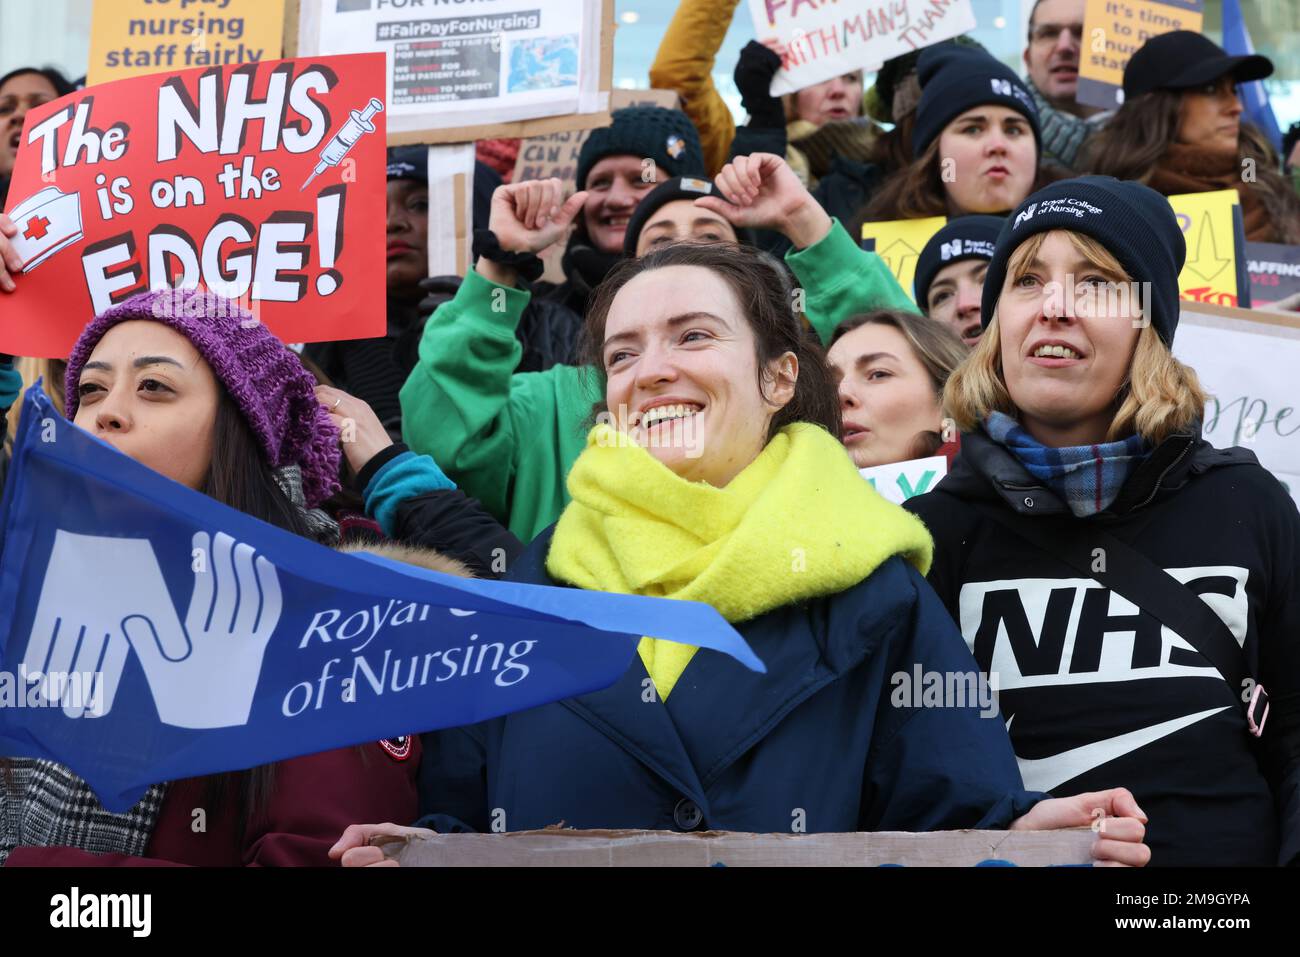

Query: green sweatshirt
[400,220,916,542]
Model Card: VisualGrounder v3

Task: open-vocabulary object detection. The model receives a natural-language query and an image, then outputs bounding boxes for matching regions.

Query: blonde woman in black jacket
[906,176,1300,866]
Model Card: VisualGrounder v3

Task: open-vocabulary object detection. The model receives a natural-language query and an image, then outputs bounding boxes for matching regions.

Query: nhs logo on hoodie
[957,569,1249,792]
[0,386,761,811]
[958,569,1249,690]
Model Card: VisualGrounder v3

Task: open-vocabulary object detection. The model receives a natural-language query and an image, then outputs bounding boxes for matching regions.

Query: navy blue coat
[416,529,1043,835]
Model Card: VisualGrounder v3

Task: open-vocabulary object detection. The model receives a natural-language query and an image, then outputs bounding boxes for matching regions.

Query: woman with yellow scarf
[334,242,1149,866]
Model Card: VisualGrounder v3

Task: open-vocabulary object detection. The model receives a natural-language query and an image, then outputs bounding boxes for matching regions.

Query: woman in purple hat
[1,288,424,867]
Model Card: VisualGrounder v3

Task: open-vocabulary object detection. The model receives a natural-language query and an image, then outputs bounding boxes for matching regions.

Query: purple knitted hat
[65,288,341,507]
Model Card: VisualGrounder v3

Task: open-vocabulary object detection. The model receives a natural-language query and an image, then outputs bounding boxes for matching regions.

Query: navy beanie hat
[576,106,705,191]
[386,145,427,183]
[980,176,1186,345]
[622,176,753,256]
[912,43,1041,156]
[914,215,1004,308]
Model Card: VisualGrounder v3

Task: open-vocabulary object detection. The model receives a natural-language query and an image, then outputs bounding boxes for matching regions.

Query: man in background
[1023,0,1109,169]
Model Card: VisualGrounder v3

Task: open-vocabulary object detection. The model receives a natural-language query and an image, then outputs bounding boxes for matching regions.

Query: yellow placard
[88,0,286,85]
[1078,0,1203,110]
[860,216,948,303]
[1168,190,1241,308]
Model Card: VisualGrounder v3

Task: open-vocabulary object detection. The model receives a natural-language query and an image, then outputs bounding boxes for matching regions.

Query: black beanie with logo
[912,43,1041,156]
[914,215,1004,308]
[981,176,1186,345]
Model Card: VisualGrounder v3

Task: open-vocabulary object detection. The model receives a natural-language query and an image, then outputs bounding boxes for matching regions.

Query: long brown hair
[1081,90,1300,243]
[581,242,841,442]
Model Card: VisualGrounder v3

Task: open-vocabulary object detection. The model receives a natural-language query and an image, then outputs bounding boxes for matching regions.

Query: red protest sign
[1,53,387,358]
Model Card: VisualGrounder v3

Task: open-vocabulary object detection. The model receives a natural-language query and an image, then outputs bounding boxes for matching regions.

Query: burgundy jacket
[5,738,419,867]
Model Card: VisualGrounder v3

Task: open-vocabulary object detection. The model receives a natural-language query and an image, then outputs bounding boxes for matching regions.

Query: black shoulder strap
[969,502,1252,699]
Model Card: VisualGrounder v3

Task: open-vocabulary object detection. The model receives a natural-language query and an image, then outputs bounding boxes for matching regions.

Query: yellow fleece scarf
[546,423,933,699]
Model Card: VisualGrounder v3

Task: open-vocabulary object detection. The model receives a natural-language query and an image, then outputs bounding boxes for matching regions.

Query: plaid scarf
[1,759,167,864]
[983,411,1149,518]
[1027,80,1109,170]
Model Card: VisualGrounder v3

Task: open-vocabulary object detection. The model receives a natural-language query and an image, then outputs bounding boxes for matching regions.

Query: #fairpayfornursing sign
[296,0,611,143]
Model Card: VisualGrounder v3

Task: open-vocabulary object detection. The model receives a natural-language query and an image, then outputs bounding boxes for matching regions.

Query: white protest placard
[1173,302,1300,508]
[425,144,477,278]
[860,455,948,504]
[749,0,977,96]
[295,0,612,144]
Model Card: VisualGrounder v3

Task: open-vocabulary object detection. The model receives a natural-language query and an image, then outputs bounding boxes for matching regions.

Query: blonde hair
[945,230,1207,444]
[4,357,66,444]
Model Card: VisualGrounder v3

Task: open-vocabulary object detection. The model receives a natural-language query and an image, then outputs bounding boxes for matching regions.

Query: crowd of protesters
[0,0,1297,869]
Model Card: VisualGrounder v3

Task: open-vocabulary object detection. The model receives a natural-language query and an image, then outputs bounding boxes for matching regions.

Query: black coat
[906,428,1300,865]
[352,443,524,580]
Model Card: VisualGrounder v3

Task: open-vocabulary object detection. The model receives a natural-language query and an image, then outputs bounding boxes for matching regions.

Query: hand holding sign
[330,822,435,868]
[698,153,832,250]
[0,213,20,293]
[121,531,282,730]
[0,54,387,358]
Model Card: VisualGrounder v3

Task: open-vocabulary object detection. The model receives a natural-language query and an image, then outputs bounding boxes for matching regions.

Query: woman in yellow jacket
[648,0,866,181]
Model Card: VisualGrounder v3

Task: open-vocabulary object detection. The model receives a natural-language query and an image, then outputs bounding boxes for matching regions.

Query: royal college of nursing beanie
[914,215,1004,308]
[980,176,1186,345]
[911,42,1041,156]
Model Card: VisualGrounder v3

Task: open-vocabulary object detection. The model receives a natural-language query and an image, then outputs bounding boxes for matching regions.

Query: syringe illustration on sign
[301,97,384,191]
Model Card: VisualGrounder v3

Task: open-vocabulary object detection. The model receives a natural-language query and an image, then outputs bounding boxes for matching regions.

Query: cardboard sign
[860,215,947,302]
[859,455,948,504]
[749,0,976,97]
[1168,190,1245,309]
[386,827,1096,867]
[296,0,614,145]
[1078,0,1204,110]
[1,54,388,359]
[426,143,476,278]
[1173,301,1300,508]
[87,0,286,85]
[512,88,681,185]
[1245,242,1300,308]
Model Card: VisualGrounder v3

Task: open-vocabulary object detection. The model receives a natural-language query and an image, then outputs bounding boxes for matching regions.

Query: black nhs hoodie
[905,427,1300,866]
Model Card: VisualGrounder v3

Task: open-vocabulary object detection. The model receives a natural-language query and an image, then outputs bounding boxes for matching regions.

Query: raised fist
[488,178,588,255]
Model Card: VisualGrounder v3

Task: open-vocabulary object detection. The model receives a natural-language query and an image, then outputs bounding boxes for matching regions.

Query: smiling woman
[905,176,1300,865]
[334,241,1154,866]
[582,242,837,486]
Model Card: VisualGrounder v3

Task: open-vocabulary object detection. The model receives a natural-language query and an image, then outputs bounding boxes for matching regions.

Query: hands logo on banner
[22,529,281,729]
